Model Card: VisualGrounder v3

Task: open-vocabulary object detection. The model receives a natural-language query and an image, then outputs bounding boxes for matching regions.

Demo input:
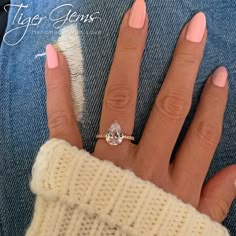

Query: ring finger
[94,0,148,163]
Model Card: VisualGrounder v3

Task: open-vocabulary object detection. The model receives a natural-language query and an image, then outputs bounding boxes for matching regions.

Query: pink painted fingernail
[186,12,206,43]
[46,44,58,69]
[128,0,146,29]
[212,66,228,88]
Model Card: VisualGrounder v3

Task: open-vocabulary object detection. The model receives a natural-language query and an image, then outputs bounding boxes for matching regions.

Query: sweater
[25,138,230,236]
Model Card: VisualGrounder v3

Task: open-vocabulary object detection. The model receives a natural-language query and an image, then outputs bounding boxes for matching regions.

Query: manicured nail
[186,12,206,43]
[234,179,236,189]
[46,44,58,69]
[128,0,146,29]
[212,66,228,88]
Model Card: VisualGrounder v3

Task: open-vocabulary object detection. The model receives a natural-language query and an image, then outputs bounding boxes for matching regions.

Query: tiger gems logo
[3,3,101,46]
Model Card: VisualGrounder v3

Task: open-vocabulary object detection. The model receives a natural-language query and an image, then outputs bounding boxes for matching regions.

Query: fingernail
[186,12,206,43]
[212,66,228,88]
[46,44,58,69]
[234,179,236,189]
[128,0,146,29]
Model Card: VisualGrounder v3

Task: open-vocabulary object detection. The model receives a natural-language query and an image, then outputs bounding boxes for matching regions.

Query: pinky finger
[45,44,82,148]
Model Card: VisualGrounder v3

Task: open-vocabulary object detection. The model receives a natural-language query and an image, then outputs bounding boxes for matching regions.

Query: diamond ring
[96,120,135,146]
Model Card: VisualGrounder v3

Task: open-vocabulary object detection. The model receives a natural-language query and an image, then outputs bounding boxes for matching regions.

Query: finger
[198,165,236,222]
[172,67,228,198]
[45,44,82,148]
[138,12,207,175]
[94,0,148,161]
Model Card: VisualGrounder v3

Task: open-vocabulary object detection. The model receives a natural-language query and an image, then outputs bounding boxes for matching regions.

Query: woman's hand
[44,0,236,223]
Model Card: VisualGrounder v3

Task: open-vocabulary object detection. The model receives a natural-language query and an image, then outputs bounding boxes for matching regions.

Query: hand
[44,1,236,222]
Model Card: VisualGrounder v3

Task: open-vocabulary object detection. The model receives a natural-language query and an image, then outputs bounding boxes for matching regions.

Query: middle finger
[138,12,207,174]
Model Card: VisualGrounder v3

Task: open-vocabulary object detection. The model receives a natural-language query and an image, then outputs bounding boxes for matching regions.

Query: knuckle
[48,111,72,134]
[105,84,135,111]
[210,199,230,220]
[171,180,199,207]
[204,93,223,105]
[155,92,191,121]
[119,33,140,53]
[195,121,222,147]
[174,51,199,67]
[47,80,65,94]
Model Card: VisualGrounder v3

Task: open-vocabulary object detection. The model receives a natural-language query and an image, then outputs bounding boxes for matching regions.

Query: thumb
[198,165,236,222]
[45,44,82,148]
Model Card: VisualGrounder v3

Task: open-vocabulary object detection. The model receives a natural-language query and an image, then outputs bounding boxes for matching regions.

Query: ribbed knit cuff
[26,138,230,236]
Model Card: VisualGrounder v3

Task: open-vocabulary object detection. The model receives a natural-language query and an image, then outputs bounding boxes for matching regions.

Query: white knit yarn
[26,139,230,236]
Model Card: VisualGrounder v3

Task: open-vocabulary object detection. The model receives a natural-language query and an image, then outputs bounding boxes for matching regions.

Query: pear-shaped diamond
[106,121,124,145]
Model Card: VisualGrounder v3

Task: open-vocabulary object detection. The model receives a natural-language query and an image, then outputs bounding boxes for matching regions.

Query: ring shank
[96,134,135,141]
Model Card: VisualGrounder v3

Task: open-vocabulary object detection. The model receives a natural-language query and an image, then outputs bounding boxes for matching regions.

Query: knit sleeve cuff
[26,138,230,236]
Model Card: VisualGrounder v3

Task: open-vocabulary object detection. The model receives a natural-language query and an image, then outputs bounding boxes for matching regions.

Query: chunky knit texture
[26,139,230,236]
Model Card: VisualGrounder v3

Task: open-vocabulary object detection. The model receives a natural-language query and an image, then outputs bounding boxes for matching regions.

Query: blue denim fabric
[0,0,236,235]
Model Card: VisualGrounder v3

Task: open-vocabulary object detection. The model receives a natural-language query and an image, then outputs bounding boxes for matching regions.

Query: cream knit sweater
[26,138,230,236]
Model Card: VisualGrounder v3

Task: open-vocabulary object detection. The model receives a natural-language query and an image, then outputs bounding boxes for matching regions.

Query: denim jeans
[0,0,235,235]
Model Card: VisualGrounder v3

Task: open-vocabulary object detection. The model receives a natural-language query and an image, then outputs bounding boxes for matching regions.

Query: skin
[45,9,236,222]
